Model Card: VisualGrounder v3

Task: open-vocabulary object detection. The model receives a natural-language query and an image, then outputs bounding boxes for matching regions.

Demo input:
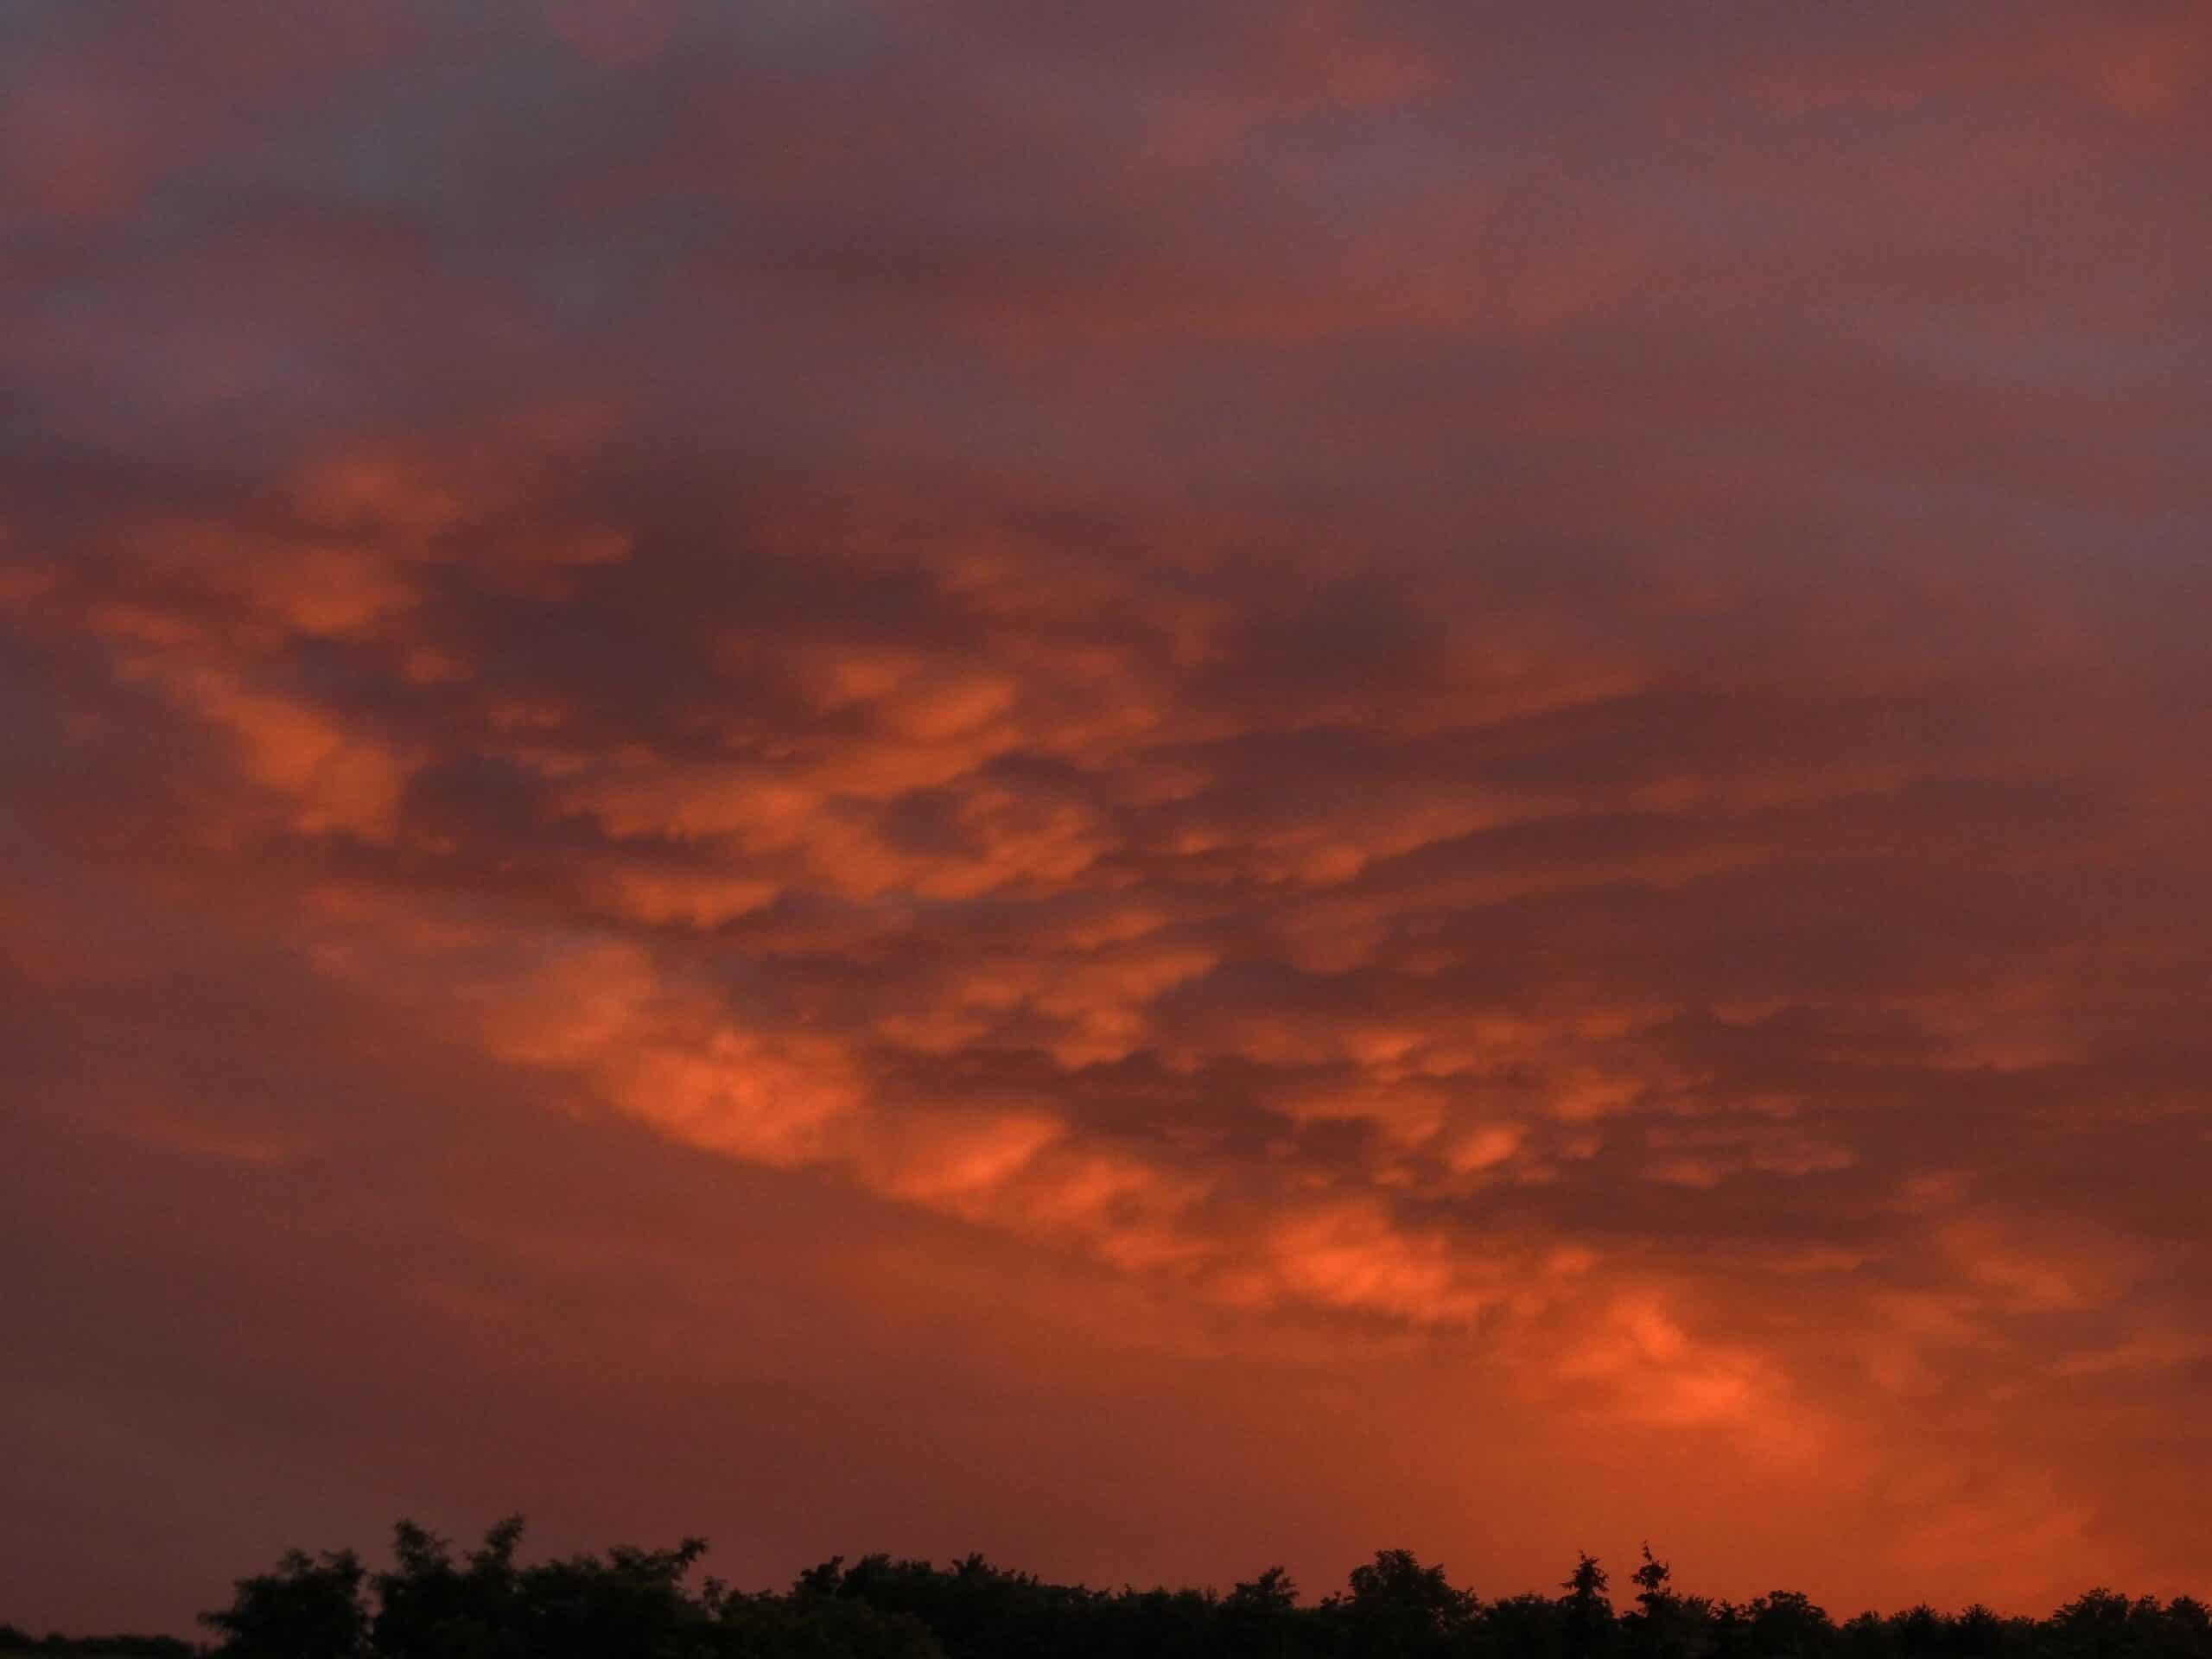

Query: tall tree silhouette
[1561,1554,1616,1659]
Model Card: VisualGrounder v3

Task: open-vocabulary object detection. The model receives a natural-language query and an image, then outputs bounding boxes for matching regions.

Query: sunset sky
[5,0,2211,1636]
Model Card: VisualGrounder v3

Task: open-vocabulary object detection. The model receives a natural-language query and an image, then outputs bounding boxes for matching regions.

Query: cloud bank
[3,0,2209,1632]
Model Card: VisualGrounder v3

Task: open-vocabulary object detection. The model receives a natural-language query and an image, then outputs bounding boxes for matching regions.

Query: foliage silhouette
[10,1523,2212,1659]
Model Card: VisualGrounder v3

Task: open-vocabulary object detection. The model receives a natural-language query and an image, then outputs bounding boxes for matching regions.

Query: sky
[3,0,2210,1636]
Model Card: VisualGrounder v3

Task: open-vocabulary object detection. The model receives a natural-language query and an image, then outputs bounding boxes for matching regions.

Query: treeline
[0,1637,194,1659]
[10,1522,2210,1659]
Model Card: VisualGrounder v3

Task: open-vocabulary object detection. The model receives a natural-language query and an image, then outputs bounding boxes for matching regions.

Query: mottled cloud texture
[5,0,2211,1633]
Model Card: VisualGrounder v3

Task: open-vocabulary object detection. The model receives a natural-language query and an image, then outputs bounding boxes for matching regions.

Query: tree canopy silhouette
[9,1522,2211,1659]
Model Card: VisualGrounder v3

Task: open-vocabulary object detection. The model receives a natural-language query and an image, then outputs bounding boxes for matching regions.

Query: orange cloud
[4,0,2212,1630]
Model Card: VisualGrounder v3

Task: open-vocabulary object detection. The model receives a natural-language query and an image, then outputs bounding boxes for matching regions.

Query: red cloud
[4,0,2211,1633]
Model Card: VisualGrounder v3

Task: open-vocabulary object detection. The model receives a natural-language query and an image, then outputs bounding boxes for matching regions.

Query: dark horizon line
[13,1518,2210,1653]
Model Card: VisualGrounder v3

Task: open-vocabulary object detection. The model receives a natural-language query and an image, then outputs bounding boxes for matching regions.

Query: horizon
[5,0,2210,1636]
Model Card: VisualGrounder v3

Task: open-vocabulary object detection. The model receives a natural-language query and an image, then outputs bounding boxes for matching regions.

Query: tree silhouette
[11,1525,2202,1659]
[368,1516,524,1658]
[1562,1554,1616,1659]
[1331,1549,1479,1659]
[199,1548,368,1659]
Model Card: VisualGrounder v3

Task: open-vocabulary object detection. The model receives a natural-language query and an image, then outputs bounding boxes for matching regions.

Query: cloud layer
[4,0,2210,1632]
